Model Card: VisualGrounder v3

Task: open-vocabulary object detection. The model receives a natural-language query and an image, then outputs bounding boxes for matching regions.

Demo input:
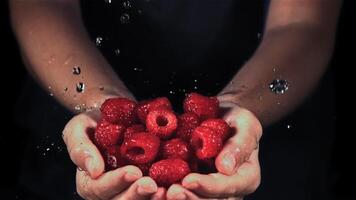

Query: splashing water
[72,66,81,75]
[76,82,85,93]
[95,36,103,46]
[133,67,143,72]
[269,79,288,94]
[123,1,132,9]
[114,49,120,55]
[120,13,130,24]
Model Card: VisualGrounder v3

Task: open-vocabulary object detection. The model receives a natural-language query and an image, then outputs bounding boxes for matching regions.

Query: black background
[0,0,355,199]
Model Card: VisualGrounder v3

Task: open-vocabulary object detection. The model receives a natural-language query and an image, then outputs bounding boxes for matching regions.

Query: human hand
[62,110,165,200]
[166,103,263,200]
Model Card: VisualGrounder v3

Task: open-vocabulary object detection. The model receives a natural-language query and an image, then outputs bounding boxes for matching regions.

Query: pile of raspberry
[93,93,232,187]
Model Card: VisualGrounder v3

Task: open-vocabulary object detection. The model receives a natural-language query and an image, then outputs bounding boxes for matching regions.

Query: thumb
[215,107,262,175]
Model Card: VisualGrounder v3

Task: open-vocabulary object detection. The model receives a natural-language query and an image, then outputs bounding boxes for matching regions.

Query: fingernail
[137,184,157,195]
[85,158,93,174]
[182,177,199,189]
[173,193,186,200]
[124,171,141,181]
[222,153,236,173]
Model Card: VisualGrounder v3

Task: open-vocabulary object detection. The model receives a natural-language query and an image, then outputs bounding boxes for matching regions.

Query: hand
[62,110,165,200]
[166,103,263,200]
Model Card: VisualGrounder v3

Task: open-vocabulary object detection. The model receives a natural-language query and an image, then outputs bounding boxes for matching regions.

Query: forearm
[219,23,337,126]
[10,0,134,113]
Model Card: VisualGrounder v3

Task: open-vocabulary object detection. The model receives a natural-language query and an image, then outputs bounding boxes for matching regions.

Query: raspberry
[191,126,223,159]
[201,119,231,141]
[135,97,172,123]
[149,159,190,187]
[101,97,137,126]
[161,138,190,161]
[176,113,200,142]
[124,124,146,140]
[120,132,160,165]
[94,120,125,149]
[104,146,127,171]
[183,93,219,120]
[146,108,178,139]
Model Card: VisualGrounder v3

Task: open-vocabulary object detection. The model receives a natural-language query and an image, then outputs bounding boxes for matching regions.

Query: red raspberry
[104,146,127,171]
[120,132,160,165]
[191,126,223,159]
[176,113,200,142]
[161,138,190,161]
[149,159,190,187]
[100,97,137,126]
[146,108,178,139]
[124,124,146,140]
[183,93,219,120]
[135,97,172,123]
[94,120,125,149]
[201,119,231,141]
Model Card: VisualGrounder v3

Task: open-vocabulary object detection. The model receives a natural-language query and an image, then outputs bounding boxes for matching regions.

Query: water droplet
[287,124,292,129]
[77,167,84,171]
[269,79,289,94]
[194,86,198,90]
[72,66,81,75]
[49,93,54,97]
[105,0,112,4]
[95,36,103,46]
[51,142,55,146]
[114,49,120,55]
[273,67,277,72]
[46,148,50,151]
[123,1,132,9]
[194,79,198,83]
[74,105,82,111]
[169,90,175,94]
[120,13,130,24]
[133,67,143,72]
[76,82,85,93]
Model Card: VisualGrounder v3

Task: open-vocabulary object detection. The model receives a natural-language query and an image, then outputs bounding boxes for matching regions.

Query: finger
[166,184,198,200]
[76,165,143,199]
[112,176,158,200]
[151,187,166,200]
[63,114,104,178]
[216,108,262,175]
[182,150,260,198]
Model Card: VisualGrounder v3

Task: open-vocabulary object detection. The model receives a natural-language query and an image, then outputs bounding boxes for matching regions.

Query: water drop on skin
[269,79,288,94]
[72,66,81,75]
[76,82,85,93]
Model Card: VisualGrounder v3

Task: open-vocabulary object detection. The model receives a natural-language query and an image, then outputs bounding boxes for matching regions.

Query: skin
[10,0,341,199]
